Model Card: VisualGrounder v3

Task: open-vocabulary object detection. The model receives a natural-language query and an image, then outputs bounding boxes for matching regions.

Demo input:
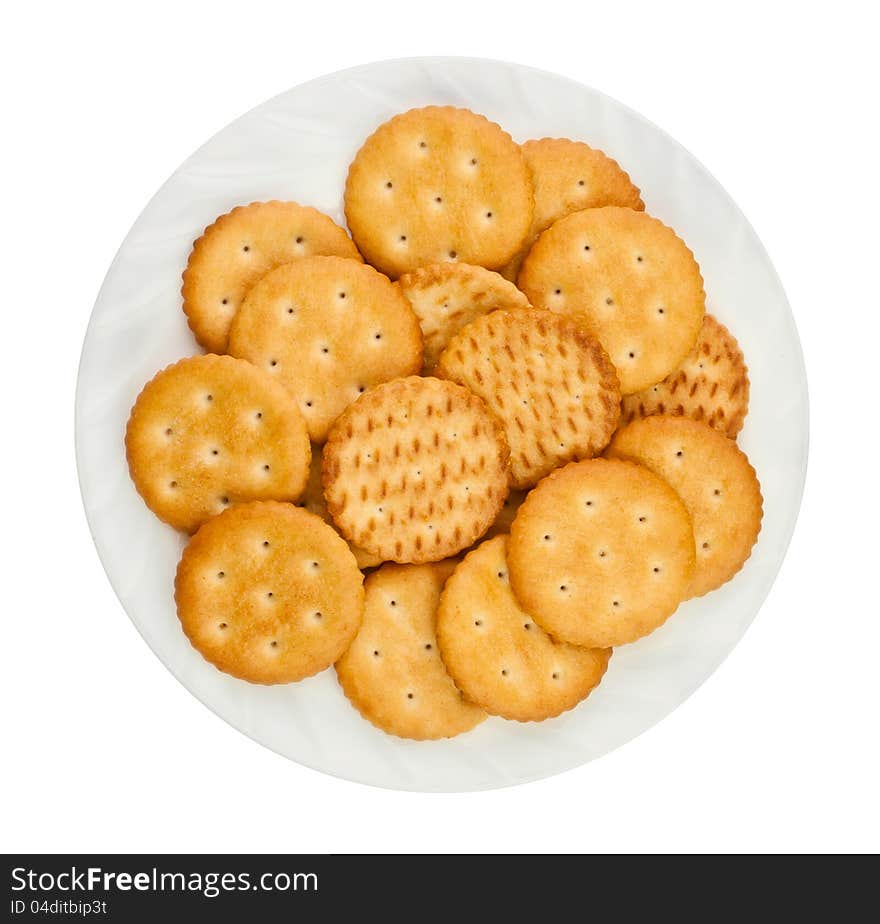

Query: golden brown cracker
[508,458,695,648]
[437,308,620,488]
[181,201,362,353]
[606,416,762,598]
[228,256,423,442]
[518,206,705,394]
[300,448,383,570]
[502,138,644,281]
[175,502,364,683]
[397,262,530,372]
[126,355,311,533]
[336,560,486,739]
[437,536,612,722]
[481,489,528,542]
[322,376,510,564]
[620,314,750,439]
[344,106,533,278]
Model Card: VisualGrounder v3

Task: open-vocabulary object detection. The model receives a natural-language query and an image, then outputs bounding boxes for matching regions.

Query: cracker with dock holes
[619,314,750,439]
[344,106,533,278]
[228,255,423,442]
[175,502,364,683]
[300,449,382,571]
[437,308,620,488]
[502,138,644,281]
[181,201,362,353]
[508,458,695,648]
[518,206,705,394]
[437,536,612,722]
[606,416,762,598]
[322,376,510,564]
[125,355,311,533]
[336,560,486,739]
[396,262,530,372]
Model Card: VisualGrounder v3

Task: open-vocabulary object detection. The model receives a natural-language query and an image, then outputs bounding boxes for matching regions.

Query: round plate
[76,57,808,791]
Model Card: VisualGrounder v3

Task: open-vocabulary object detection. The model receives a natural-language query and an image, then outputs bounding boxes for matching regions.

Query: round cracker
[518,206,705,394]
[344,106,533,278]
[396,262,530,372]
[605,416,762,598]
[300,448,383,571]
[620,314,750,439]
[181,201,362,353]
[437,308,621,489]
[228,256,423,442]
[323,376,510,564]
[336,560,486,739]
[126,355,311,533]
[437,536,612,722]
[508,458,695,648]
[175,502,364,684]
[502,138,644,281]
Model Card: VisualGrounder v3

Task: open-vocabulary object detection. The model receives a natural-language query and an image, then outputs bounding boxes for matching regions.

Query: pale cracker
[437,536,612,722]
[437,308,620,488]
[620,314,750,439]
[606,416,762,598]
[502,138,644,281]
[228,256,423,442]
[300,449,383,570]
[396,262,530,372]
[508,458,695,648]
[126,355,311,533]
[181,201,362,353]
[344,106,533,278]
[336,560,486,739]
[175,502,364,684]
[323,376,510,564]
[518,206,705,394]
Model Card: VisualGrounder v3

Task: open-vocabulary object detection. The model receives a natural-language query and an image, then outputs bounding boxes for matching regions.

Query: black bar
[2,854,867,921]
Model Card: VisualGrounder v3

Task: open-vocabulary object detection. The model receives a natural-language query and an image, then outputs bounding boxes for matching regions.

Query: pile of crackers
[126,106,762,739]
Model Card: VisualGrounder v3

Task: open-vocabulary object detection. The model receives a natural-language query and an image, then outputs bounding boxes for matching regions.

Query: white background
[2,0,877,853]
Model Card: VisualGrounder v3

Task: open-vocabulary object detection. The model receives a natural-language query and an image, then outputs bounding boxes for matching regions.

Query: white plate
[76,57,808,792]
